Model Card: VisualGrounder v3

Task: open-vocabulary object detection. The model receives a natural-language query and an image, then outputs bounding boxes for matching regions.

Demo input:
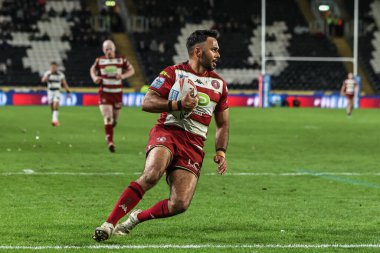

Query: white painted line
[205,172,380,176]
[0,244,379,250]
[1,171,380,176]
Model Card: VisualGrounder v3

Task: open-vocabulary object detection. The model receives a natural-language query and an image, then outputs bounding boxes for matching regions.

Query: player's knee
[104,117,113,124]
[169,198,191,214]
[139,172,161,189]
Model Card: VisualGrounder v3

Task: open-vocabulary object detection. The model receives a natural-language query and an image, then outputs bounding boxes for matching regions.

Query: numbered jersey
[149,62,229,140]
[43,71,65,90]
[94,55,130,93]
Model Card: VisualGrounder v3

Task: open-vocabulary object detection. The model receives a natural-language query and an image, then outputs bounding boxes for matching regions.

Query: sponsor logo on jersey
[195,79,204,85]
[198,92,210,106]
[211,80,220,89]
[104,66,118,75]
[151,77,165,88]
[169,90,179,100]
[160,70,171,79]
[178,74,188,79]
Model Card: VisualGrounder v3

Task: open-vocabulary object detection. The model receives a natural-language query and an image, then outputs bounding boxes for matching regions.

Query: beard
[200,54,215,71]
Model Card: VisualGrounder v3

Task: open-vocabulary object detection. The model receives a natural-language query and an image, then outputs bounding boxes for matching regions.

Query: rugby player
[93,30,229,241]
[41,62,71,126]
[90,40,135,152]
[340,72,358,116]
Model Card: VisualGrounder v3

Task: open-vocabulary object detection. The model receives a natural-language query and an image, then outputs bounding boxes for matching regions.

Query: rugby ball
[168,78,198,119]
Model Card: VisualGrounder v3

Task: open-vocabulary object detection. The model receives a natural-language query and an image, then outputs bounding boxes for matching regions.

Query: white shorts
[48,90,61,104]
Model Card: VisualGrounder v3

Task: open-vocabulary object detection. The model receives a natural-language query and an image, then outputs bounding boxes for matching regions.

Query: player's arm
[340,82,346,96]
[142,90,197,113]
[41,71,50,83]
[62,79,71,93]
[119,63,135,80]
[214,108,229,175]
[90,59,102,84]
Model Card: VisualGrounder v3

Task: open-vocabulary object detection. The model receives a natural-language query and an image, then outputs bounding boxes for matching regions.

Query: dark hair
[186,30,219,54]
[51,61,57,66]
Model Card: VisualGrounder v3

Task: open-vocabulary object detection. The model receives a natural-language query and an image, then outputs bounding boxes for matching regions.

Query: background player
[93,30,229,241]
[340,72,358,117]
[41,62,71,126]
[90,40,135,152]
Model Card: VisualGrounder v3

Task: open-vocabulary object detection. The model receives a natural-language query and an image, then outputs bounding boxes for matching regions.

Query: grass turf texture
[0,106,379,253]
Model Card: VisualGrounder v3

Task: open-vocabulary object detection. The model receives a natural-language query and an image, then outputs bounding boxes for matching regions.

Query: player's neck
[188,59,207,75]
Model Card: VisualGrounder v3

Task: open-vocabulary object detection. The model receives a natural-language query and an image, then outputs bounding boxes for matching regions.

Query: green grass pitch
[0,106,379,253]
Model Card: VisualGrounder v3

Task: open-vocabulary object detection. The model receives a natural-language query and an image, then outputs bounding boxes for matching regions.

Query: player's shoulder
[57,70,65,77]
[158,64,180,79]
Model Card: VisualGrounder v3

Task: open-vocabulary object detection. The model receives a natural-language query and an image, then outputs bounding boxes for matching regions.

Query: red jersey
[94,55,130,93]
[149,62,229,141]
[343,78,356,95]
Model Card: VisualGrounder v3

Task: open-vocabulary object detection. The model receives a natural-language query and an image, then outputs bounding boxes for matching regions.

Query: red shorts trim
[146,124,205,177]
[99,91,122,109]
[346,94,354,100]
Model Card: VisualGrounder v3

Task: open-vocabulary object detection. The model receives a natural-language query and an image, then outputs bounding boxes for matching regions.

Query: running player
[41,62,71,126]
[340,72,358,116]
[93,30,229,241]
[90,40,135,152]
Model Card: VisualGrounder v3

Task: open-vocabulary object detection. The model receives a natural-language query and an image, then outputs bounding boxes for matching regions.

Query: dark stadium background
[0,0,380,108]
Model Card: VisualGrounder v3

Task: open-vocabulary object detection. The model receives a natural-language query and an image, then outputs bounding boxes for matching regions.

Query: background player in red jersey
[90,40,135,152]
[93,30,229,241]
[41,62,71,126]
[340,72,358,117]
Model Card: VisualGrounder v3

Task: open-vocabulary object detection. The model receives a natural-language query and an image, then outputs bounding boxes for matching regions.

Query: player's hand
[181,92,198,112]
[66,92,72,98]
[115,74,122,80]
[94,77,102,84]
[214,152,227,175]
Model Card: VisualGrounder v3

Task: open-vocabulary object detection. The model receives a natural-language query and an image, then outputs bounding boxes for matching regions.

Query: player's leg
[114,169,198,236]
[112,107,120,128]
[140,169,198,219]
[51,92,60,126]
[346,97,353,116]
[93,146,171,241]
[99,104,115,152]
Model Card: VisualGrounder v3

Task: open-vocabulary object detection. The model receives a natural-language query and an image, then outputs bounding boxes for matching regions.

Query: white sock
[52,110,59,122]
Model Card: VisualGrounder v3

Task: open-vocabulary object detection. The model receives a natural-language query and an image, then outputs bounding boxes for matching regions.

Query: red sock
[106,182,145,225]
[137,199,172,222]
[105,124,113,144]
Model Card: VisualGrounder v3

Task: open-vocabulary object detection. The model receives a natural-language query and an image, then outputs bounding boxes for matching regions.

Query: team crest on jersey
[211,80,220,89]
[151,77,165,88]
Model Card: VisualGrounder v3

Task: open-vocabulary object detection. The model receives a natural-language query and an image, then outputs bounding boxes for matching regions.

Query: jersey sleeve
[148,66,176,98]
[215,81,229,112]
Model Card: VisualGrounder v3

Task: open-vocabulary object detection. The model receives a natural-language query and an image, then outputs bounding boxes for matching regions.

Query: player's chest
[49,75,61,82]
